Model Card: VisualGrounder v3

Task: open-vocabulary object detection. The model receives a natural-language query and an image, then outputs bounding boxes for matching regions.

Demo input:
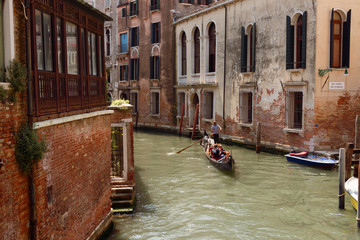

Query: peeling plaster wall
[314,0,360,150]
[223,0,317,151]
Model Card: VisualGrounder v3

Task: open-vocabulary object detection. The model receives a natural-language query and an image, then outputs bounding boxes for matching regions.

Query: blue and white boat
[285,154,338,167]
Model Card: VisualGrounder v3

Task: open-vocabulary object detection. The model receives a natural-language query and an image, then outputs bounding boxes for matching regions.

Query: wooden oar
[176,138,204,154]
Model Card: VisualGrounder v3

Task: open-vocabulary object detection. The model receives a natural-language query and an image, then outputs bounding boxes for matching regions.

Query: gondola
[201,133,234,171]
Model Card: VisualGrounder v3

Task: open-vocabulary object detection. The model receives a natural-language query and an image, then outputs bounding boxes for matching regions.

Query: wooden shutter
[285,91,290,128]
[342,9,351,68]
[135,59,139,80]
[329,9,334,68]
[136,27,139,46]
[240,26,247,73]
[239,92,244,122]
[150,56,154,79]
[136,0,138,15]
[130,59,134,80]
[301,11,307,69]
[286,16,294,70]
[158,23,161,43]
[190,0,194,3]
[125,65,128,80]
[156,56,160,79]
[251,23,256,72]
[151,23,154,43]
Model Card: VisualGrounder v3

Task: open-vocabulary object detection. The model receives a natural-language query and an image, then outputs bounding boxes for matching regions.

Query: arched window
[194,28,200,74]
[330,9,351,68]
[208,23,216,72]
[241,23,256,72]
[181,32,187,75]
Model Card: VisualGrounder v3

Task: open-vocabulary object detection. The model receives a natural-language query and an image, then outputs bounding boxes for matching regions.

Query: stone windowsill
[150,114,160,118]
[202,118,213,123]
[283,128,304,134]
[191,73,200,78]
[287,68,304,74]
[238,122,253,128]
[242,72,253,77]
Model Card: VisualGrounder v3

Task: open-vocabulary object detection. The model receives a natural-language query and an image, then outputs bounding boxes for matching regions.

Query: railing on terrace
[33,71,106,120]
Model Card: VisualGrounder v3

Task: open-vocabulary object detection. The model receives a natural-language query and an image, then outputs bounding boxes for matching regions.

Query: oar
[176,138,204,154]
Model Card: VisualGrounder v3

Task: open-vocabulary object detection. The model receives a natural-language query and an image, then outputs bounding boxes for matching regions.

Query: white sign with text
[329,82,345,90]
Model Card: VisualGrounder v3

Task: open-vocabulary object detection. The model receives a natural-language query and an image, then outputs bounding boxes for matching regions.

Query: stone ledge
[86,209,113,240]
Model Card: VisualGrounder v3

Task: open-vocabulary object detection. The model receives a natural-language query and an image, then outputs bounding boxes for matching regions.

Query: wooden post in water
[345,143,354,181]
[256,122,261,153]
[355,115,360,178]
[179,103,185,137]
[192,104,199,139]
[339,148,345,209]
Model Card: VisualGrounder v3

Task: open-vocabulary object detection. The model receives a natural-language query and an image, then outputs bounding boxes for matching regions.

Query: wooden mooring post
[339,148,345,209]
[256,122,261,154]
[192,104,199,139]
[179,103,185,137]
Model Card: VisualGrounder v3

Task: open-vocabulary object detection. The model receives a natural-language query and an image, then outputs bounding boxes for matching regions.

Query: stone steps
[110,184,136,215]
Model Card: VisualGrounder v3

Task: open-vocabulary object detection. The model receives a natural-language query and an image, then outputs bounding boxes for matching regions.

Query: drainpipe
[23,0,37,239]
[222,6,227,125]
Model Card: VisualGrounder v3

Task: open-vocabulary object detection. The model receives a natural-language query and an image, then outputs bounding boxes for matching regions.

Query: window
[111,126,124,178]
[198,0,212,5]
[66,21,78,75]
[181,32,187,75]
[99,35,103,76]
[88,32,97,76]
[151,91,160,115]
[286,91,303,129]
[150,0,159,11]
[203,91,213,119]
[57,18,64,73]
[177,92,186,116]
[239,92,253,124]
[130,27,139,47]
[330,9,351,68]
[150,56,159,79]
[130,92,138,113]
[36,9,54,71]
[106,29,111,56]
[121,8,126,18]
[286,13,307,70]
[151,22,161,44]
[194,27,200,74]
[129,0,138,16]
[81,28,87,75]
[120,33,128,52]
[179,0,194,3]
[208,23,216,72]
[120,65,128,81]
[130,58,139,80]
[241,24,256,72]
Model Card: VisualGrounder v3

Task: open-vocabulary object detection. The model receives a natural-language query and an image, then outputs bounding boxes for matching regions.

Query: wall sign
[329,82,345,90]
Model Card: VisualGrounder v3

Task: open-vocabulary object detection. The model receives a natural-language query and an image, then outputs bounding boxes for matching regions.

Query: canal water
[107,132,360,240]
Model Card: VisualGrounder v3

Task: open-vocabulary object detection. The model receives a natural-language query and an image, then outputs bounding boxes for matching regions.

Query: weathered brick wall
[34,114,112,240]
[0,97,29,240]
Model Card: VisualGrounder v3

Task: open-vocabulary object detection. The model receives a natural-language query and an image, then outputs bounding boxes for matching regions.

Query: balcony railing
[33,71,107,121]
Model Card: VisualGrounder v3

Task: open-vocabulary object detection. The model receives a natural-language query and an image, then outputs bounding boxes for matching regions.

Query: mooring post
[179,103,185,137]
[358,165,360,228]
[345,143,354,181]
[339,148,345,209]
[192,104,199,139]
[256,122,261,154]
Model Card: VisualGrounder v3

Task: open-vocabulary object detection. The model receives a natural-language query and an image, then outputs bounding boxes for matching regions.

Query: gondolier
[211,121,222,144]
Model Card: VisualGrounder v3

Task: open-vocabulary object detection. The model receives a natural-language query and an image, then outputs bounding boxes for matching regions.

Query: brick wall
[34,114,112,240]
[0,96,29,240]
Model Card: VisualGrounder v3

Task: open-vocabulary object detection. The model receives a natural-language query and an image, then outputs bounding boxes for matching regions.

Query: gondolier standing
[211,121,222,144]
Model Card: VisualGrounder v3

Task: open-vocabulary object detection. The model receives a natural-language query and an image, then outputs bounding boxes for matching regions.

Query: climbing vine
[0,60,27,102]
[15,123,47,174]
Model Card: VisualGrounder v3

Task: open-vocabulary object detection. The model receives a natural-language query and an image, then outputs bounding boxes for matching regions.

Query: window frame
[129,0,138,17]
[120,33,128,53]
[285,91,304,130]
[130,58,139,80]
[150,56,160,80]
[150,91,160,115]
[150,0,160,11]
[177,91,186,117]
[241,23,256,73]
[239,91,253,124]
[151,22,161,44]
[208,23,216,73]
[181,32,187,76]
[120,65,128,81]
[193,27,200,74]
[130,27,139,47]
[202,91,214,120]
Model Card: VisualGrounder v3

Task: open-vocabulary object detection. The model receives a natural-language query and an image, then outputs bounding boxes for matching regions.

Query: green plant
[15,123,47,174]
[0,85,6,102]
[5,60,27,102]
[110,99,130,110]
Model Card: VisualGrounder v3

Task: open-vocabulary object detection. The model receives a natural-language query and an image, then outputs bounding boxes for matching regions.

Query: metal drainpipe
[222,6,227,124]
[24,0,37,239]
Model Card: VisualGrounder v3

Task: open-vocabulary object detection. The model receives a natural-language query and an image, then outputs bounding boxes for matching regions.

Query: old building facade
[0,0,116,239]
[175,0,359,152]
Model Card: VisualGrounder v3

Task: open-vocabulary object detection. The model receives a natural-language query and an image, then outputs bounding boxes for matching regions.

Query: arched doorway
[190,93,199,127]
[120,92,128,100]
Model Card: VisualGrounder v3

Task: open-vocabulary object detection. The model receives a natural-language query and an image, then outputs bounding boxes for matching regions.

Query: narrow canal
[107,132,360,240]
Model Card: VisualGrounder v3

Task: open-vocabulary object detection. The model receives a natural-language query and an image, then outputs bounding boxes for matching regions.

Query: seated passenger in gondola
[211,144,222,159]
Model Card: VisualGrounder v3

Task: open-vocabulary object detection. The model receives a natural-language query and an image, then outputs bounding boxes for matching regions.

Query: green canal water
[107,132,360,240]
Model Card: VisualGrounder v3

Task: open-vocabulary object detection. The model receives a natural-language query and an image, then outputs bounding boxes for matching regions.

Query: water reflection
[107,132,360,240]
